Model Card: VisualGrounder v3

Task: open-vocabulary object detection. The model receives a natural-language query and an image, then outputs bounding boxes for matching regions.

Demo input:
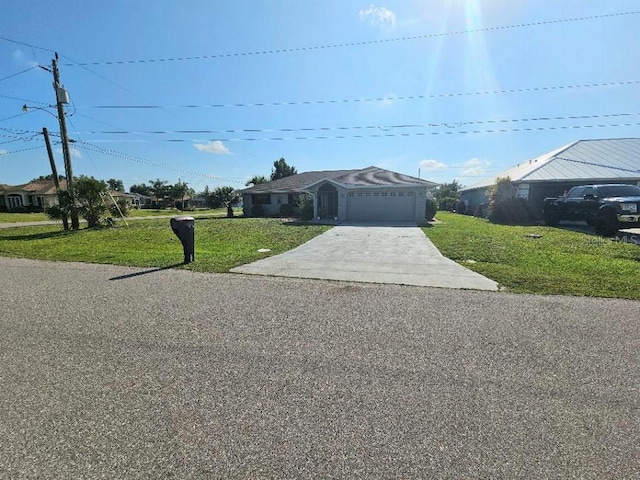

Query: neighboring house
[459,138,640,212]
[105,191,152,209]
[0,179,67,212]
[127,192,152,208]
[190,195,209,209]
[241,166,437,223]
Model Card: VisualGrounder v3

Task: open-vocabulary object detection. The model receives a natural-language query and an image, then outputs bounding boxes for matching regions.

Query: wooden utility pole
[42,127,69,231]
[52,53,79,229]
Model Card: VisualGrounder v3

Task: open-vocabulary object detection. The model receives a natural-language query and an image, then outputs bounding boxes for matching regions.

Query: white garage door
[346,191,416,222]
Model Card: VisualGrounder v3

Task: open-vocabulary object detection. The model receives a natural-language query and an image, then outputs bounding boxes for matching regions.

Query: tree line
[33,157,300,229]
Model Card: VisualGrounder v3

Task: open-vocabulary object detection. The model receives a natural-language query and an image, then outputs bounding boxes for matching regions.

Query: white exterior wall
[244,184,430,222]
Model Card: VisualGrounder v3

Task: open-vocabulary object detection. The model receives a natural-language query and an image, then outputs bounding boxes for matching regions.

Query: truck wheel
[544,208,560,227]
[594,212,618,237]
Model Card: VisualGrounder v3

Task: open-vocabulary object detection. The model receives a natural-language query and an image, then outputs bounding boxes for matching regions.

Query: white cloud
[194,140,230,155]
[381,95,395,107]
[462,158,490,177]
[0,149,7,155]
[56,147,82,159]
[12,49,39,68]
[419,159,446,170]
[359,4,396,28]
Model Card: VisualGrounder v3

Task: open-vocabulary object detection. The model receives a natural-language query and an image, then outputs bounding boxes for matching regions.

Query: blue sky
[1,0,639,192]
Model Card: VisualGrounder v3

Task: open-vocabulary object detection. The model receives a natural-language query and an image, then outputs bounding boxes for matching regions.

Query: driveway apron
[231,224,499,290]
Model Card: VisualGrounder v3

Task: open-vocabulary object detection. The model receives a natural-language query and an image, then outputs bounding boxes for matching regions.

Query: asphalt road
[1,257,639,479]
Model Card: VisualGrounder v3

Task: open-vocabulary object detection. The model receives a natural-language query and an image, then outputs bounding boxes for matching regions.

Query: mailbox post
[170,216,195,263]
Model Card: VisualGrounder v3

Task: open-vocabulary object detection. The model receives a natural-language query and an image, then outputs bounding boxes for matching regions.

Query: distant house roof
[0,179,67,195]
[460,138,640,192]
[242,166,436,193]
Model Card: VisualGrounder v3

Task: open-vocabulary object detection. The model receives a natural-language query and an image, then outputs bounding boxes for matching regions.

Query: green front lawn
[0,212,49,223]
[0,218,331,273]
[423,212,640,299]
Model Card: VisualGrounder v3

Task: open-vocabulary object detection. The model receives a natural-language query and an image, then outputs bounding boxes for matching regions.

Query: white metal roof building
[459,138,640,211]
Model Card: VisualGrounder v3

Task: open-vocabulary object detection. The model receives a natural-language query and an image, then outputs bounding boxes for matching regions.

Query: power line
[0,66,38,83]
[56,11,640,67]
[59,53,170,112]
[71,122,640,144]
[0,36,56,53]
[0,93,49,105]
[0,112,28,123]
[65,112,640,137]
[75,80,640,110]
[74,142,246,185]
[0,145,46,156]
[0,36,169,112]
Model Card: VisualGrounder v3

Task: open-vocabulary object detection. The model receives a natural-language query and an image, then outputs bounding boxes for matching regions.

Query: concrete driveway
[231,224,499,290]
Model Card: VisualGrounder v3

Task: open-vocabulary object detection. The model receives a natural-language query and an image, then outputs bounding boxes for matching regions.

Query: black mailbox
[170,216,195,264]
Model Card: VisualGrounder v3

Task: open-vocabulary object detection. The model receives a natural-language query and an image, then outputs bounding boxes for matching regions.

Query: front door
[317,184,338,218]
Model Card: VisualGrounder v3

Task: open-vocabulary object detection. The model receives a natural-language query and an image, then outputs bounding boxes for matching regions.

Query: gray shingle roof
[241,169,358,193]
[241,166,436,193]
[0,179,67,195]
[460,138,640,192]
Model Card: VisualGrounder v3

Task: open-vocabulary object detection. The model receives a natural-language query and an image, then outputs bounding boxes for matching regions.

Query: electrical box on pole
[56,86,69,104]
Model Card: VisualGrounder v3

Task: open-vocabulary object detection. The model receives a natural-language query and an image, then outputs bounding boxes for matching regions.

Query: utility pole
[42,127,69,231]
[52,53,79,229]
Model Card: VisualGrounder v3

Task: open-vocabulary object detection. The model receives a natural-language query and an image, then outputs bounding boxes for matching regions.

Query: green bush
[488,197,536,225]
[279,203,294,217]
[109,198,131,218]
[251,203,265,217]
[438,197,457,211]
[474,204,487,218]
[45,204,65,221]
[425,199,437,221]
[298,193,314,221]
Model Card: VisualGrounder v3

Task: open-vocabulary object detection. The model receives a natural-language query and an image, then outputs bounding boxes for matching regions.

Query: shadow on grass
[0,229,73,241]
[109,263,186,281]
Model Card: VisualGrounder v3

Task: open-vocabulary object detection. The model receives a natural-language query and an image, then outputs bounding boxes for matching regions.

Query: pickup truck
[543,183,640,236]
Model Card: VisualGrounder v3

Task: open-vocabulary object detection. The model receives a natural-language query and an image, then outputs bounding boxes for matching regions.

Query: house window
[252,193,271,205]
[398,192,404,197]
[373,193,379,197]
[288,193,299,205]
[348,193,354,197]
[365,192,371,196]
[8,195,23,209]
[357,192,363,196]
[381,192,387,197]
[28,195,45,207]
[390,192,396,196]
[408,192,414,196]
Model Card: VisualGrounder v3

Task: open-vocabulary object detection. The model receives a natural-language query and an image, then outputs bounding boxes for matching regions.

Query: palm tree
[212,186,240,217]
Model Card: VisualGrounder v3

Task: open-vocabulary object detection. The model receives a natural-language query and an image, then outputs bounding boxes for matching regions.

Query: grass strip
[422,212,640,299]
